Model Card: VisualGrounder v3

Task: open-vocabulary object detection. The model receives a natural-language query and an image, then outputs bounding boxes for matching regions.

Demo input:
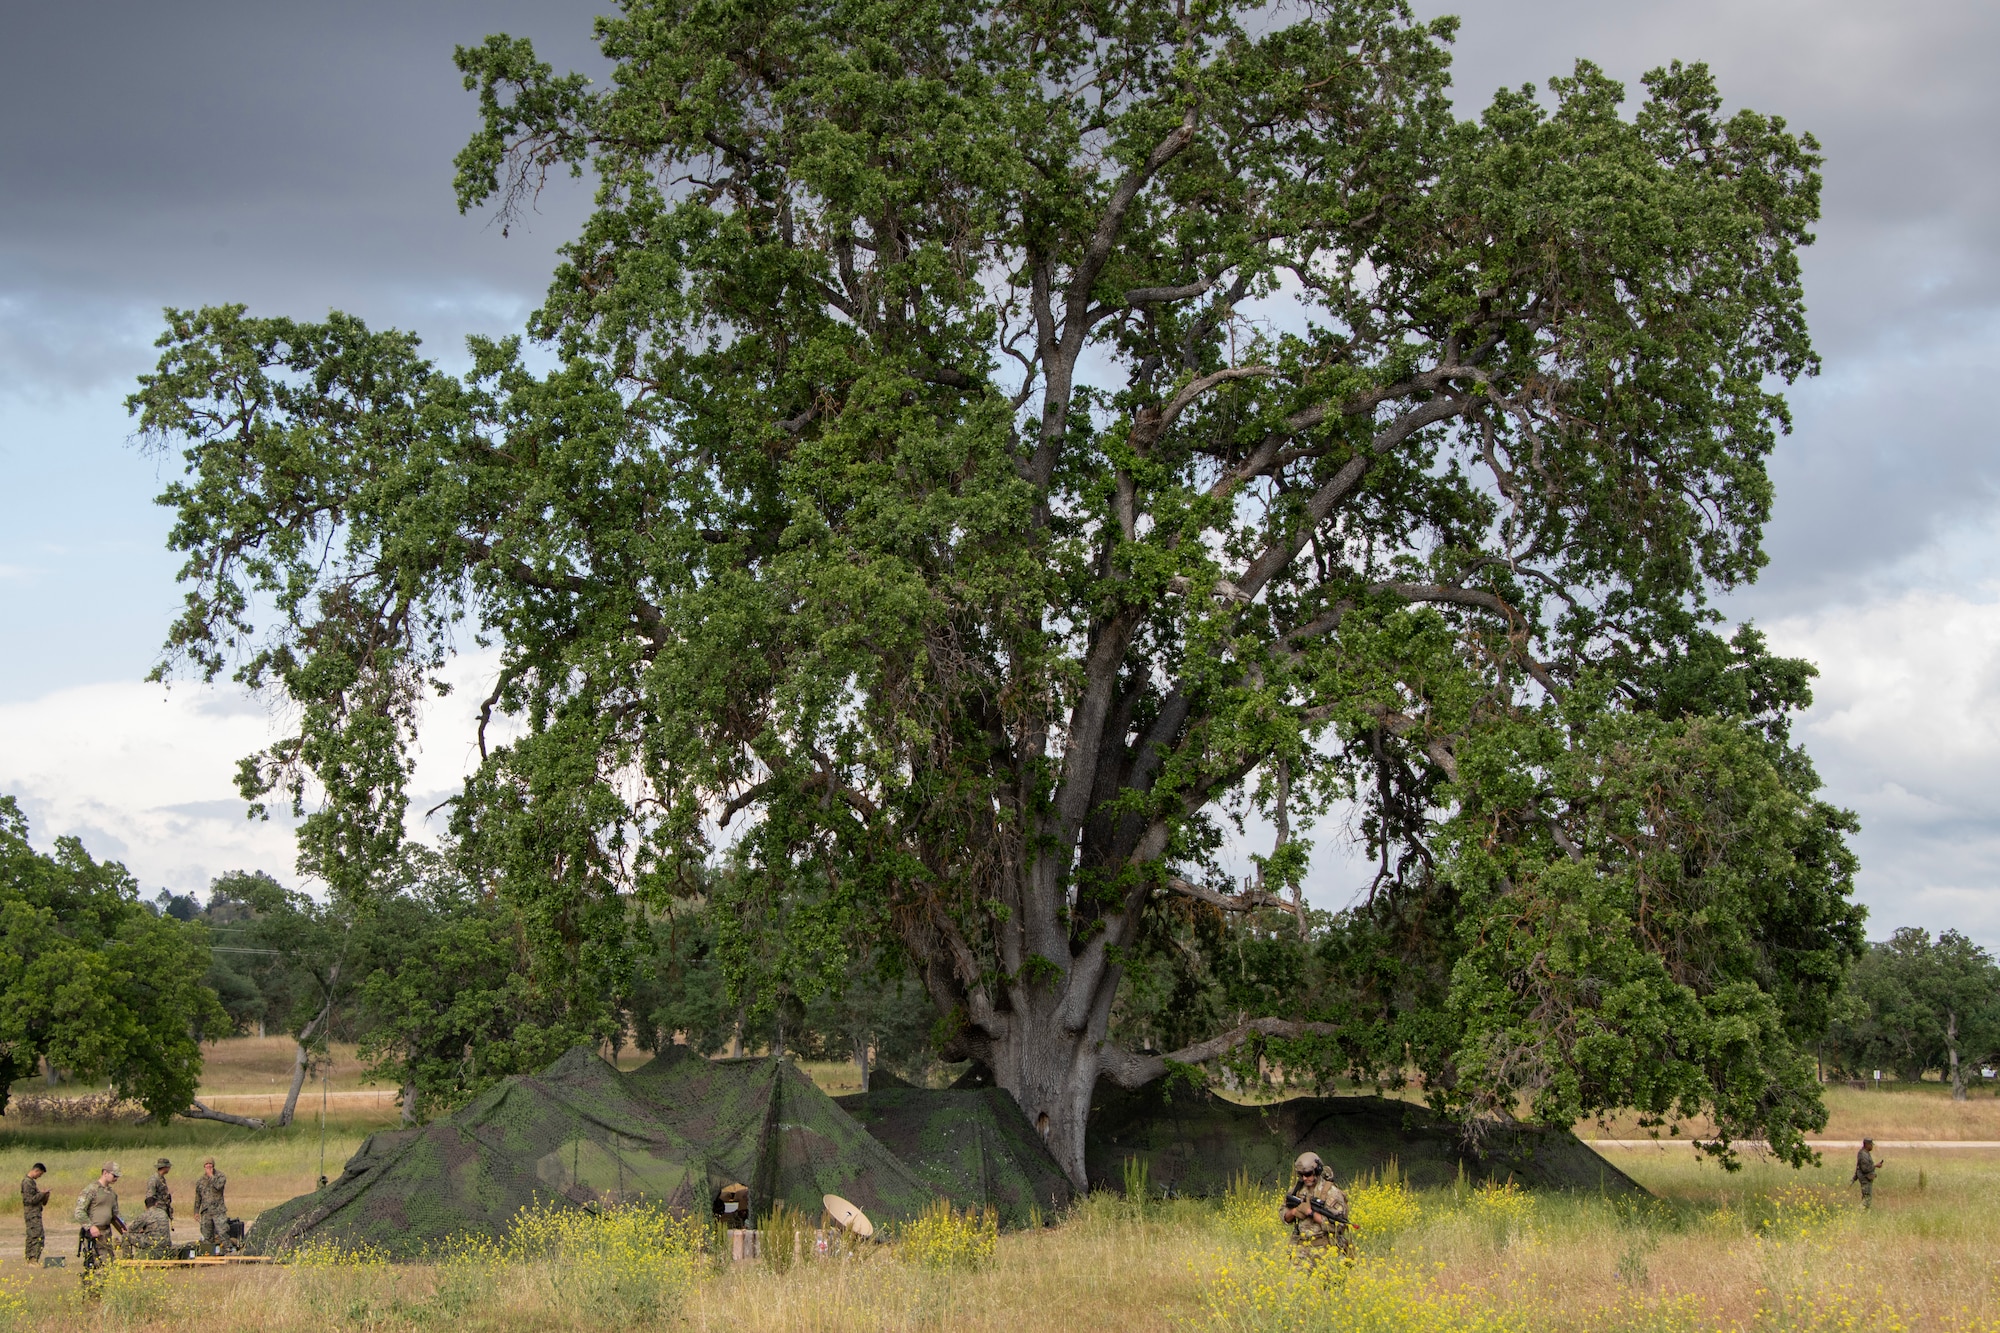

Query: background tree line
[9,781,2000,1126]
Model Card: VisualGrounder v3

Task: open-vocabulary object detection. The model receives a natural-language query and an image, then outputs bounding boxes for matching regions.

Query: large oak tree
[131,0,1861,1184]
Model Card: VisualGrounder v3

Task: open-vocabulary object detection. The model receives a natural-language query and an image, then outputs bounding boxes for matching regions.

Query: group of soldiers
[20,1157,231,1290]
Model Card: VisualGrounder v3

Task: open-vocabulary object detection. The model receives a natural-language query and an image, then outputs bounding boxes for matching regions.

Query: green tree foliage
[201,871,317,1038]
[353,881,578,1123]
[130,0,1859,1179]
[1826,929,2000,1100]
[630,872,948,1085]
[0,796,228,1121]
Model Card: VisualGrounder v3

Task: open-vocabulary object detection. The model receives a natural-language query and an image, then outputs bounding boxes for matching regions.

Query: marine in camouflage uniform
[195,1157,230,1252]
[20,1165,50,1262]
[129,1158,175,1255]
[1853,1139,1883,1210]
[73,1163,123,1293]
[143,1159,173,1222]
[124,1206,174,1258]
[1280,1151,1352,1262]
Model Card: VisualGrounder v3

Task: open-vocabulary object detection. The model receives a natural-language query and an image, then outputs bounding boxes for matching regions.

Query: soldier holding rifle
[1853,1138,1885,1210]
[74,1162,125,1293]
[1281,1151,1353,1260]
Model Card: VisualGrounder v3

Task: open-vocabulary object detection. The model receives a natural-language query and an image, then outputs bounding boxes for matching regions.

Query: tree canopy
[129,0,1860,1181]
[0,796,227,1122]
[1825,928,2000,1100]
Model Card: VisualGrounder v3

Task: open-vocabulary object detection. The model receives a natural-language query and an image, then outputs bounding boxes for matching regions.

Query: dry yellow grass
[1586,1080,2000,1142]
[8,1053,2000,1330]
[2,1148,1996,1331]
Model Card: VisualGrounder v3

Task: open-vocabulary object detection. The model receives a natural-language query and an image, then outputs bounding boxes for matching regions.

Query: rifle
[1284,1194,1354,1230]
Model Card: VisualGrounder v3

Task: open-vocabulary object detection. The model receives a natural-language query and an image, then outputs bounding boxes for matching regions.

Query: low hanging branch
[1100,1017,1345,1088]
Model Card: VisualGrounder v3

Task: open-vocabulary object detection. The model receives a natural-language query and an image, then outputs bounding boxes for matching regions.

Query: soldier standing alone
[73,1162,124,1293]
[1280,1151,1352,1261]
[1853,1138,1884,1210]
[19,1164,50,1263]
[195,1157,229,1252]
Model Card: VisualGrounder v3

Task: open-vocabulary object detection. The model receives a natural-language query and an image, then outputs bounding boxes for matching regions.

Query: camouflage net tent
[625,1048,935,1225]
[835,1073,1073,1227]
[249,1048,1642,1257]
[249,1047,935,1258]
[1083,1078,1647,1199]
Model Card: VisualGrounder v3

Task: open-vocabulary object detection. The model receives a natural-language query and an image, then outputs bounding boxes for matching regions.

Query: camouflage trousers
[22,1212,43,1262]
[1859,1179,1875,1210]
[79,1232,115,1294]
[199,1213,231,1251]
[1292,1225,1354,1266]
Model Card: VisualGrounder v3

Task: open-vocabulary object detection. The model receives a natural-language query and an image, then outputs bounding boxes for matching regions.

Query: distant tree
[628,902,737,1057]
[629,875,943,1088]
[1827,929,2000,1099]
[198,870,360,1126]
[153,890,201,922]
[0,795,229,1123]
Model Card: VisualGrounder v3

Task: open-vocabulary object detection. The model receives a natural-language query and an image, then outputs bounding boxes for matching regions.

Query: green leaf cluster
[0,796,229,1123]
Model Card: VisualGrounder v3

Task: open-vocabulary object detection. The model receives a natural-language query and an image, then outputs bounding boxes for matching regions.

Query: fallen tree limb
[182,1099,267,1130]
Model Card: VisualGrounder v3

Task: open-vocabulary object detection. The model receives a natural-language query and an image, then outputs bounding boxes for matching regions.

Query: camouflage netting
[835,1073,1073,1226]
[1083,1078,1648,1198]
[250,1049,1644,1258]
[249,1047,935,1259]
[625,1047,935,1225]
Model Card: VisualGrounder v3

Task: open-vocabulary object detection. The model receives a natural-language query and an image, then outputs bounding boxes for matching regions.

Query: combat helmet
[1294,1151,1324,1176]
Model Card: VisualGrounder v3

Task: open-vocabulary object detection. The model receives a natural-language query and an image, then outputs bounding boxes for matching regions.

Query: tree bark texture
[1949,1010,1966,1101]
[276,976,339,1129]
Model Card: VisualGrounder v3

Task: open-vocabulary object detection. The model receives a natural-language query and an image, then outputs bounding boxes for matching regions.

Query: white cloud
[0,680,301,894]
[0,647,513,898]
[1765,586,2000,944]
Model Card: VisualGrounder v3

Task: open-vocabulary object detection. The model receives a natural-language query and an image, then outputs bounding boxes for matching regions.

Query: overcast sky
[2,0,1996,942]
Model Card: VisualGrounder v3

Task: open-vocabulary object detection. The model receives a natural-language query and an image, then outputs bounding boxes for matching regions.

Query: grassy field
[6,1042,1999,1330]
[1,1144,1994,1331]
[1586,1079,2000,1143]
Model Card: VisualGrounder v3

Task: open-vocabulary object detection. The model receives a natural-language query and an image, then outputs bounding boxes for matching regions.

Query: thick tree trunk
[400,1077,417,1126]
[978,1009,1110,1191]
[1949,1011,1967,1101]
[852,1031,870,1094]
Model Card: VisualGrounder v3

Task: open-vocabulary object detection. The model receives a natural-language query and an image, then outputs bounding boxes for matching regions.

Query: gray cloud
[0,0,611,395]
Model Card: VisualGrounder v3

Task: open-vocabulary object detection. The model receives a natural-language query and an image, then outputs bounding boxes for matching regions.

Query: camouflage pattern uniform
[135,1159,174,1253]
[1283,1153,1352,1262]
[195,1162,229,1251]
[143,1160,173,1222]
[1853,1147,1879,1209]
[72,1173,122,1291]
[124,1207,174,1257]
[19,1173,50,1262]
[1291,1176,1351,1251]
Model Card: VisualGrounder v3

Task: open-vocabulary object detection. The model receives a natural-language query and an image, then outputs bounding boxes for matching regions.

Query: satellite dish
[822,1193,874,1239]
